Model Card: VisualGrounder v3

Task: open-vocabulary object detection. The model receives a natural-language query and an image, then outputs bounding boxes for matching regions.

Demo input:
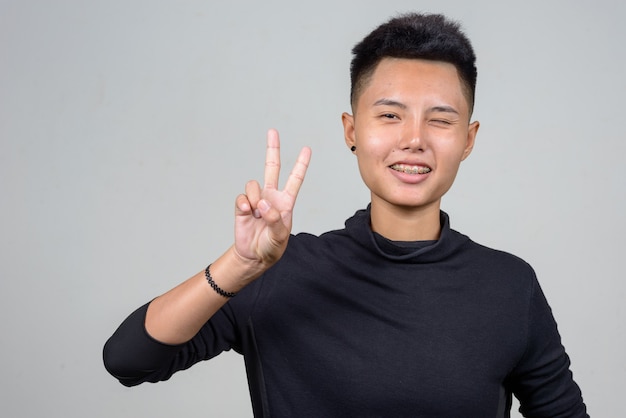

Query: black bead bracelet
[205,264,237,298]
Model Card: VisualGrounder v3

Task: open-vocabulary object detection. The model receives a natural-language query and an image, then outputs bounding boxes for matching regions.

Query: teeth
[390,164,431,174]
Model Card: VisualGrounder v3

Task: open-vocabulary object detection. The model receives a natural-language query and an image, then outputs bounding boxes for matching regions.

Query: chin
[383,196,440,211]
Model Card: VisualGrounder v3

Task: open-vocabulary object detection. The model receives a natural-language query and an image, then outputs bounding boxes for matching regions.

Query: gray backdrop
[1,0,623,416]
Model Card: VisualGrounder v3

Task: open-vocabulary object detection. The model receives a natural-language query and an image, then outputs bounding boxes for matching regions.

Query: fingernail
[258,199,270,213]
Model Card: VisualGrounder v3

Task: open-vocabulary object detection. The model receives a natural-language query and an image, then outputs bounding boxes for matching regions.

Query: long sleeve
[103,299,243,387]
[508,279,588,417]
[103,303,183,386]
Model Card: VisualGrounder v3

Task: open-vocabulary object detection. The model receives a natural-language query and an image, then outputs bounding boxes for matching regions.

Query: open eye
[381,113,399,120]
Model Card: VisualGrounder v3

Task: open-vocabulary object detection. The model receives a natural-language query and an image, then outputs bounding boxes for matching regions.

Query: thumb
[258,199,290,245]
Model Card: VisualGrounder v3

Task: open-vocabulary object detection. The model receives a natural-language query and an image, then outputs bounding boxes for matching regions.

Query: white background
[1,0,623,416]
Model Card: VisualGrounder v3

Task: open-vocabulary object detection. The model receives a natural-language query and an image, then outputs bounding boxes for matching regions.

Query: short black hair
[350,13,477,114]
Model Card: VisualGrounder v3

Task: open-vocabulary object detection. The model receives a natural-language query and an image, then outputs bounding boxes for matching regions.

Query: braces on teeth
[392,165,432,174]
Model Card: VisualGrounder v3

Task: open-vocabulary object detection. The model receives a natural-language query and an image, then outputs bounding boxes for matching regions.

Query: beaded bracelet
[205,264,237,298]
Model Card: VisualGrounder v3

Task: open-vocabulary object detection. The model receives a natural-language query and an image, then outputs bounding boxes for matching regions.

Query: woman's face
[342,57,479,215]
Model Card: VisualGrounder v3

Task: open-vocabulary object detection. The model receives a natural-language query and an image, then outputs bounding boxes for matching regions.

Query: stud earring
[350,146,356,152]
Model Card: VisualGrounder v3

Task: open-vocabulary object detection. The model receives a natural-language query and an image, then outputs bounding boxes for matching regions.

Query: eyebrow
[373,99,460,115]
[373,98,407,109]
[429,105,460,115]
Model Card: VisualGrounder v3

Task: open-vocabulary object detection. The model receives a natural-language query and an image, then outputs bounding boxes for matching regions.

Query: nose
[397,118,425,151]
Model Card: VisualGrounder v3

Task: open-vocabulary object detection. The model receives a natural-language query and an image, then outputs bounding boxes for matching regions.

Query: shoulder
[285,227,352,255]
[455,228,535,271]
[448,228,540,298]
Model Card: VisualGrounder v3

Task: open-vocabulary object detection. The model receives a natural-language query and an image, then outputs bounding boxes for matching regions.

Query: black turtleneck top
[103,209,588,417]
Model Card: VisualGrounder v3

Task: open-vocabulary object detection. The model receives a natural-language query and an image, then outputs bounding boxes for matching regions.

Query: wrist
[205,264,237,298]
[207,246,267,295]
[228,245,270,279]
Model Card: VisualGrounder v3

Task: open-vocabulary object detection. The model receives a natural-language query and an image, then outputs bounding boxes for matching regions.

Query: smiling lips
[390,163,432,174]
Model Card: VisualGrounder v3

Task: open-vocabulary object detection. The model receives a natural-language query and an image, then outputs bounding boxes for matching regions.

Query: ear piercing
[350,146,356,152]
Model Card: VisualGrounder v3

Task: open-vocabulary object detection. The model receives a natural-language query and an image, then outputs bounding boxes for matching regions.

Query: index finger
[283,146,311,198]
[264,128,281,191]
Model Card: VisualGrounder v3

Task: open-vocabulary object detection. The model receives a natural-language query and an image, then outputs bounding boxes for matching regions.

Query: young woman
[104,13,588,417]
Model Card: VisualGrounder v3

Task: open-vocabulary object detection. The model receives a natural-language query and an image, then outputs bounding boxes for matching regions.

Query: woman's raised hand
[233,129,311,270]
[142,129,309,344]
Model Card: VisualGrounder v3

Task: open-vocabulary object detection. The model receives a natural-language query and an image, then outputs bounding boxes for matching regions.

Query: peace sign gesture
[233,129,311,270]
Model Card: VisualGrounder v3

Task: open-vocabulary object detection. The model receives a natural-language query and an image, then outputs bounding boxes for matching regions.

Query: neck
[370,200,442,241]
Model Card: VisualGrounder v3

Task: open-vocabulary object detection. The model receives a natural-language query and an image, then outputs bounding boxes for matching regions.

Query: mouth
[389,163,432,175]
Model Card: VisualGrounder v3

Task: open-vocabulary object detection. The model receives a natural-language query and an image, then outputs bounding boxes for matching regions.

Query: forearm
[145,245,265,345]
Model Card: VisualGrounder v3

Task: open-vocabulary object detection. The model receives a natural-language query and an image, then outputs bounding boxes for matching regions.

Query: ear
[461,120,480,161]
[342,112,356,151]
